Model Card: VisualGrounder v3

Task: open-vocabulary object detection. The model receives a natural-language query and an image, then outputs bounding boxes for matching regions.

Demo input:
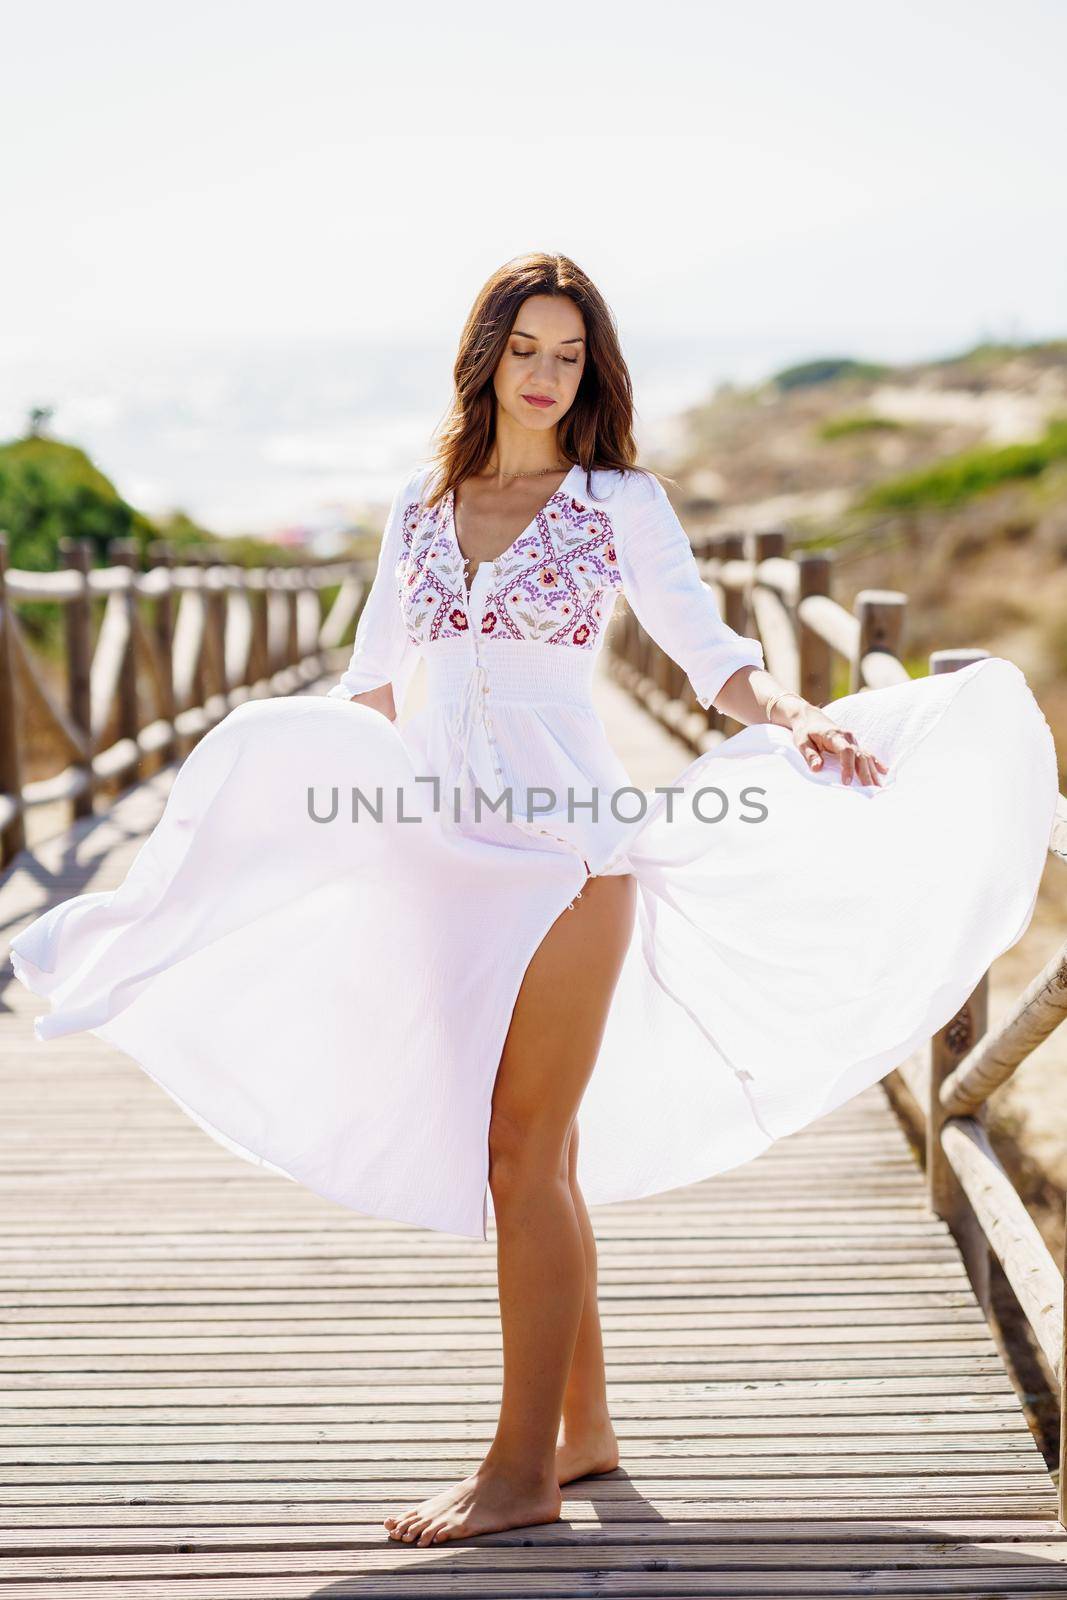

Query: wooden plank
[4,1514,1065,1549]
[1,1578,1067,1600]
[6,1539,1067,1580]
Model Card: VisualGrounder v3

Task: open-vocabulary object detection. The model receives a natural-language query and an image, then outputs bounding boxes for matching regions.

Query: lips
[522,394,556,408]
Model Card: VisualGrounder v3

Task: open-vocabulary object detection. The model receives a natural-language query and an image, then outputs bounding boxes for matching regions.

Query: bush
[818,412,905,441]
[0,434,171,570]
[858,419,1067,512]
[771,356,891,392]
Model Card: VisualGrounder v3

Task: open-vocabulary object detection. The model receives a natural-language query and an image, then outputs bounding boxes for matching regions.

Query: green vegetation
[0,429,307,572]
[818,411,905,441]
[0,427,319,658]
[771,356,892,392]
[938,337,1067,367]
[857,418,1067,512]
[0,434,160,572]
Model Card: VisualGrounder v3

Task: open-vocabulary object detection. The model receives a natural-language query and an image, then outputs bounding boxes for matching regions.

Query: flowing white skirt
[8,655,1058,1240]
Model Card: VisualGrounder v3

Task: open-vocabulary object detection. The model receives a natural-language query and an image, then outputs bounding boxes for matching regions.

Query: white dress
[8,462,1059,1240]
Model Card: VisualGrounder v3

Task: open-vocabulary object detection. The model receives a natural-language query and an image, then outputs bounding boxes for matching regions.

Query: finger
[797,739,823,771]
[864,751,890,782]
[839,743,856,784]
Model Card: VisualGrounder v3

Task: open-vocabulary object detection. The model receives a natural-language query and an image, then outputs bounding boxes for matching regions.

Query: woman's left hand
[788,702,890,787]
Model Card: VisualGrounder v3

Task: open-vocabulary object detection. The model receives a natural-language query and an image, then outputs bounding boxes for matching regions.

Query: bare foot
[555,1416,620,1485]
[383,1461,562,1545]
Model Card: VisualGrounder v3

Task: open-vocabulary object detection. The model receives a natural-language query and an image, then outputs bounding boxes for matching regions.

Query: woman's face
[493,294,587,435]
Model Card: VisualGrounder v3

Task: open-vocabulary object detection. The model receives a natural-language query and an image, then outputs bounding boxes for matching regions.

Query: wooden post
[925,646,993,1315]
[701,536,730,733]
[716,534,749,737]
[110,539,142,790]
[188,552,210,714]
[146,541,177,767]
[285,570,300,669]
[752,530,787,566]
[59,538,94,821]
[719,533,747,636]
[0,534,26,864]
[749,529,787,672]
[205,557,229,710]
[248,570,269,689]
[852,591,906,693]
[749,530,787,700]
[260,568,278,681]
[797,550,833,707]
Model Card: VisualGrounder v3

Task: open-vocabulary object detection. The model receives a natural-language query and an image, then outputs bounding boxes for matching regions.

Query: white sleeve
[613,471,765,710]
[326,471,421,712]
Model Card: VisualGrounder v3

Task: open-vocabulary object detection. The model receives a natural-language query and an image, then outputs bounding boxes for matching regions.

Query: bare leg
[384,871,637,1545]
[555,1118,620,1484]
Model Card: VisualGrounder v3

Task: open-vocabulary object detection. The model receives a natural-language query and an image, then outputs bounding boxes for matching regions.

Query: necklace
[484,459,571,481]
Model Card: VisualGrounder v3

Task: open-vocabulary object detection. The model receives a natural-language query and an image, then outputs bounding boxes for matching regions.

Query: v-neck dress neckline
[448,462,580,603]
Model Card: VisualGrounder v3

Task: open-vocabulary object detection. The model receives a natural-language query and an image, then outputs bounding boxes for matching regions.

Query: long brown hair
[422,253,660,510]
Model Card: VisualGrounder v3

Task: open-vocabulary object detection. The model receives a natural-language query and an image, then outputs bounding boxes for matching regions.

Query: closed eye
[512,348,579,365]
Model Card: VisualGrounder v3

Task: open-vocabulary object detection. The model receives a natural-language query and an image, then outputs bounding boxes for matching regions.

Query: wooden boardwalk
[1,661,1065,1597]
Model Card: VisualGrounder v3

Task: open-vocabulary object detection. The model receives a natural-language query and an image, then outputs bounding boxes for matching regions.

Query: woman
[9,254,1058,1548]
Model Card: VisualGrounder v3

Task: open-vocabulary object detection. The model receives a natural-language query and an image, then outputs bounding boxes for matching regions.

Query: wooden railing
[0,533,368,867]
[607,522,1067,1521]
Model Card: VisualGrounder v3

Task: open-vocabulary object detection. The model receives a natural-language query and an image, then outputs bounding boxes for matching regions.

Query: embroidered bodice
[398,462,622,649]
[327,461,765,875]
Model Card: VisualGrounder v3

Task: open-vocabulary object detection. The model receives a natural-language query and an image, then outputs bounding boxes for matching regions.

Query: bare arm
[716,664,889,787]
[714,664,808,728]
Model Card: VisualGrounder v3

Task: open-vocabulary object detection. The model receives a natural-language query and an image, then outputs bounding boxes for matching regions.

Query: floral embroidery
[483,494,624,648]
[395,483,624,651]
[393,494,470,642]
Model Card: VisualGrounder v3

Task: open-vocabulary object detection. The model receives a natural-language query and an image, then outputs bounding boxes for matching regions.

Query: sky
[2,0,1064,529]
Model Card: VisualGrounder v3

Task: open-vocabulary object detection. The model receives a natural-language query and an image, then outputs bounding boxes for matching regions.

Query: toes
[419,1517,454,1545]
[402,1516,431,1542]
